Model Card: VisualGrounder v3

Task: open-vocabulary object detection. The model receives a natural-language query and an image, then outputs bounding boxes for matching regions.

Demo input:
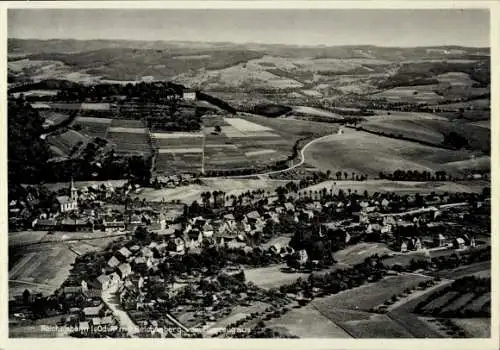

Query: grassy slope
[304,128,483,177]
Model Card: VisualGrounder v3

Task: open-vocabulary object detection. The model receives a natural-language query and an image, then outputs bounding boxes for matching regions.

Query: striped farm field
[108,127,147,134]
[72,116,112,138]
[464,293,491,313]
[221,126,280,138]
[107,122,152,156]
[224,117,273,132]
[152,132,204,148]
[158,148,203,154]
[111,119,145,128]
[440,293,476,313]
[245,149,277,157]
[154,152,202,175]
[204,145,252,171]
[80,102,111,111]
[74,116,112,124]
[46,129,91,156]
[421,292,460,312]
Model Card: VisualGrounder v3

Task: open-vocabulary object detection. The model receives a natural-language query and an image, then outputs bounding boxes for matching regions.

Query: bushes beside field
[253,104,293,118]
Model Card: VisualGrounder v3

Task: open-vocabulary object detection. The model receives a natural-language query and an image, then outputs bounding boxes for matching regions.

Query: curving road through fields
[217,131,341,179]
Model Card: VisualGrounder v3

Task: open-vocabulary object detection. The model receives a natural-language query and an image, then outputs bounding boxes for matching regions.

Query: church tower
[70,177,78,201]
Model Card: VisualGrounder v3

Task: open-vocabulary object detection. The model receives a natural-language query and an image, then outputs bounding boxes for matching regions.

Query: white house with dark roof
[95,274,112,290]
[118,247,132,259]
[454,237,466,250]
[79,321,90,331]
[107,256,121,268]
[284,203,295,212]
[246,211,261,221]
[401,241,408,253]
[83,304,103,318]
[117,263,132,278]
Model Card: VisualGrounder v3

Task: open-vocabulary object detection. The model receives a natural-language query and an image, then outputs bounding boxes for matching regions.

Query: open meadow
[136,178,285,203]
[72,116,113,138]
[338,314,415,338]
[238,112,339,138]
[9,243,78,300]
[244,262,350,290]
[205,301,270,336]
[8,232,122,300]
[451,318,491,338]
[301,179,486,196]
[244,264,311,290]
[265,305,352,338]
[312,274,432,312]
[360,114,490,154]
[333,243,394,266]
[304,128,487,177]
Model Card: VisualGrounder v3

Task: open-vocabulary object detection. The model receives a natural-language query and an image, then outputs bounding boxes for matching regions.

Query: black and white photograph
[4,2,497,346]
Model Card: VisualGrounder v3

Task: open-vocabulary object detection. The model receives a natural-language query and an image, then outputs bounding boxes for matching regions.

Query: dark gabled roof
[36,219,58,226]
[56,196,72,204]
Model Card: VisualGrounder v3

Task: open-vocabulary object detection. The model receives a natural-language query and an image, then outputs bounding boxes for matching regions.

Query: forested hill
[8,99,52,184]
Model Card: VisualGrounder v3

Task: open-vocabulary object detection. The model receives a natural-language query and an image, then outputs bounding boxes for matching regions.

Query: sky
[8,9,490,47]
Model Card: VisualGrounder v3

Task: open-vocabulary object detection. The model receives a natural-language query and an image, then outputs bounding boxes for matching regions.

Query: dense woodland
[8,99,153,185]
[8,99,52,184]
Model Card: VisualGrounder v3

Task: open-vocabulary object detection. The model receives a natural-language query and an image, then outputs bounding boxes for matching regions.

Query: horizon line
[7,37,491,50]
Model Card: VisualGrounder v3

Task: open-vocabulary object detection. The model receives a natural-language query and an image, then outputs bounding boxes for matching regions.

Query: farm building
[183,90,197,101]
[401,241,408,253]
[101,220,126,233]
[60,218,94,232]
[30,102,51,110]
[118,247,132,260]
[117,263,132,279]
[82,304,104,318]
[107,256,121,269]
[454,237,466,250]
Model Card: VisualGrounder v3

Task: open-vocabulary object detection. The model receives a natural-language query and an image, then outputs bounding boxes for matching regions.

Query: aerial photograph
[7,8,491,339]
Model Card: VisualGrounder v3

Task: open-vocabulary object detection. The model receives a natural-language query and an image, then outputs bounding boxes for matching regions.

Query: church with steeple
[56,178,79,213]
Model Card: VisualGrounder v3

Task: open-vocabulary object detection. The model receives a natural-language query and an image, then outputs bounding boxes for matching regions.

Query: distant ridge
[7,38,490,54]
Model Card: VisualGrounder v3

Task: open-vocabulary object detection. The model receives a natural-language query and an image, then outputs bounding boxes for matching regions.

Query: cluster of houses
[12,281,120,335]
[152,174,196,188]
[24,180,185,234]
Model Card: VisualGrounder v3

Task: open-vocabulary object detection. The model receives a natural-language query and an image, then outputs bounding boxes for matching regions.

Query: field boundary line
[309,304,360,338]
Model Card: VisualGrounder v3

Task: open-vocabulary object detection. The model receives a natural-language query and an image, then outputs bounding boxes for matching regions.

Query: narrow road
[101,286,140,337]
[8,279,53,288]
[10,232,127,248]
[165,313,190,334]
[380,202,469,217]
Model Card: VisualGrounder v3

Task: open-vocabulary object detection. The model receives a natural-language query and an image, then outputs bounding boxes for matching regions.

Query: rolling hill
[8,39,490,106]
